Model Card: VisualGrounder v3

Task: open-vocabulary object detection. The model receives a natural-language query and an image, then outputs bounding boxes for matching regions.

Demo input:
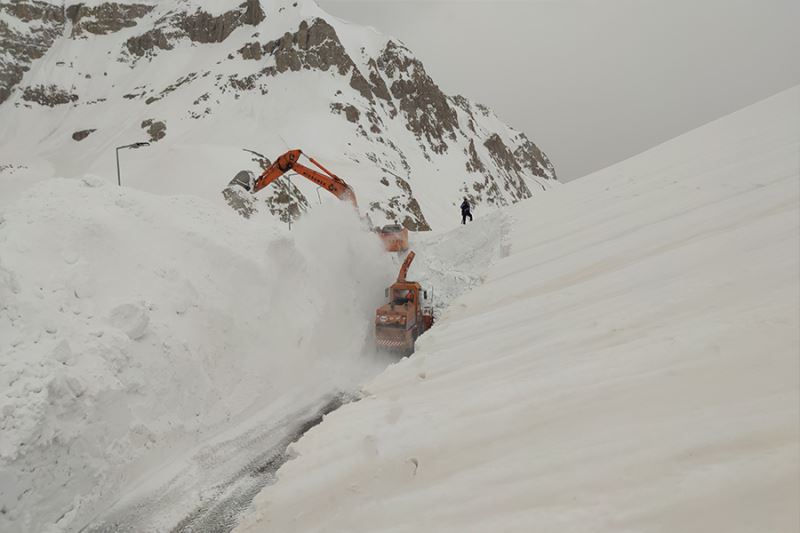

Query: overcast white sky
[317,0,800,180]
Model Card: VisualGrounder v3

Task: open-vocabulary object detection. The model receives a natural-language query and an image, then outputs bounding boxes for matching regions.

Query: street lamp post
[115,142,150,186]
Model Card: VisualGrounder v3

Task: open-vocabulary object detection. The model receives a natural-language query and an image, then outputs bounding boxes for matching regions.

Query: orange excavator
[238,149,408,252]
[375,251,434,353]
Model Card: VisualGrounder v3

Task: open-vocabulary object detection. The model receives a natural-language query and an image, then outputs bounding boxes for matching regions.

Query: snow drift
[235,87,800,533]
[0,176,395,532]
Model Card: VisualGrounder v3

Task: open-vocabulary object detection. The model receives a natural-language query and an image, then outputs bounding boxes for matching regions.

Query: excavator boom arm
[291,162,357,206]
[251,149,302,193]
[251,149,357,207]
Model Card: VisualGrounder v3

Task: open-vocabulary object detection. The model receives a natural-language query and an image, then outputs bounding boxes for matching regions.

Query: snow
[0,176,400,532]
[234,86,800,532]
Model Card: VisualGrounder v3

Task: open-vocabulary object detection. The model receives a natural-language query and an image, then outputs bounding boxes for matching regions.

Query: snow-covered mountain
[0,0,556,229]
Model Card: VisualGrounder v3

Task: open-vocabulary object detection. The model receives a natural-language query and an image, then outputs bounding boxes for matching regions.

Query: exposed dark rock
[125,0,263,58]
[141,119,166,142]
[465,139,485,173]
[450,95,470,112]
[484,134,521,173]
[467,174,504,206]
[330,102,360,123]
[377,41,458,154]
[261,178,310,224]
[241,0,266,26]
[146,73,198,104]
[222,185,257,219]
[228,74,258,91]
[68,3,153,37]
[0,1,66,104]
[368,176,430,231]
[263,19,360,80]
[513,134,556,180]
[21,85,78,106]
[475,103,490,116]
[0,0,64,23]
[238,41,263,60]
[348,70,373,102]
[484,133,531,201]
[125,28,174,57]
[366,59,392,104]
[72,129,96,141]
[365,109,383,133]
[179,9,241,44]
[179,0,264,44]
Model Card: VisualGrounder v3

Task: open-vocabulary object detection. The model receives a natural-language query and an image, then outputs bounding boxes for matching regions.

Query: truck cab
[375,280,434,353]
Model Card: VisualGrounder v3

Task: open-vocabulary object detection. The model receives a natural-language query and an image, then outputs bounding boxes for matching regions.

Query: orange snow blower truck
[235,149,408,252]
[375,251,434,353]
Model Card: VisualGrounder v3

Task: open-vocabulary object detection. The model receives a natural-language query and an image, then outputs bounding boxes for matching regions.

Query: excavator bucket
[228,170,254,192]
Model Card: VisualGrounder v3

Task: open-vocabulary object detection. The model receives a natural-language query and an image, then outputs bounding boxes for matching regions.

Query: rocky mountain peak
[0,0,557,230]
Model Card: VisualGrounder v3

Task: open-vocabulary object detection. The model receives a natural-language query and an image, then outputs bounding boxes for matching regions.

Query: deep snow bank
[235,87,800,532]
[0,176,394,532]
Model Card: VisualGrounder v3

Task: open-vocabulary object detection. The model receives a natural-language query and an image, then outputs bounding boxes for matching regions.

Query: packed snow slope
[0,0,556,230]
[236,87,800,533]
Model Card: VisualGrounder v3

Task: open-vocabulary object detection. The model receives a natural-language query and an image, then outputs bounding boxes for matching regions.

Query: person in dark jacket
[460,197,473,224]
